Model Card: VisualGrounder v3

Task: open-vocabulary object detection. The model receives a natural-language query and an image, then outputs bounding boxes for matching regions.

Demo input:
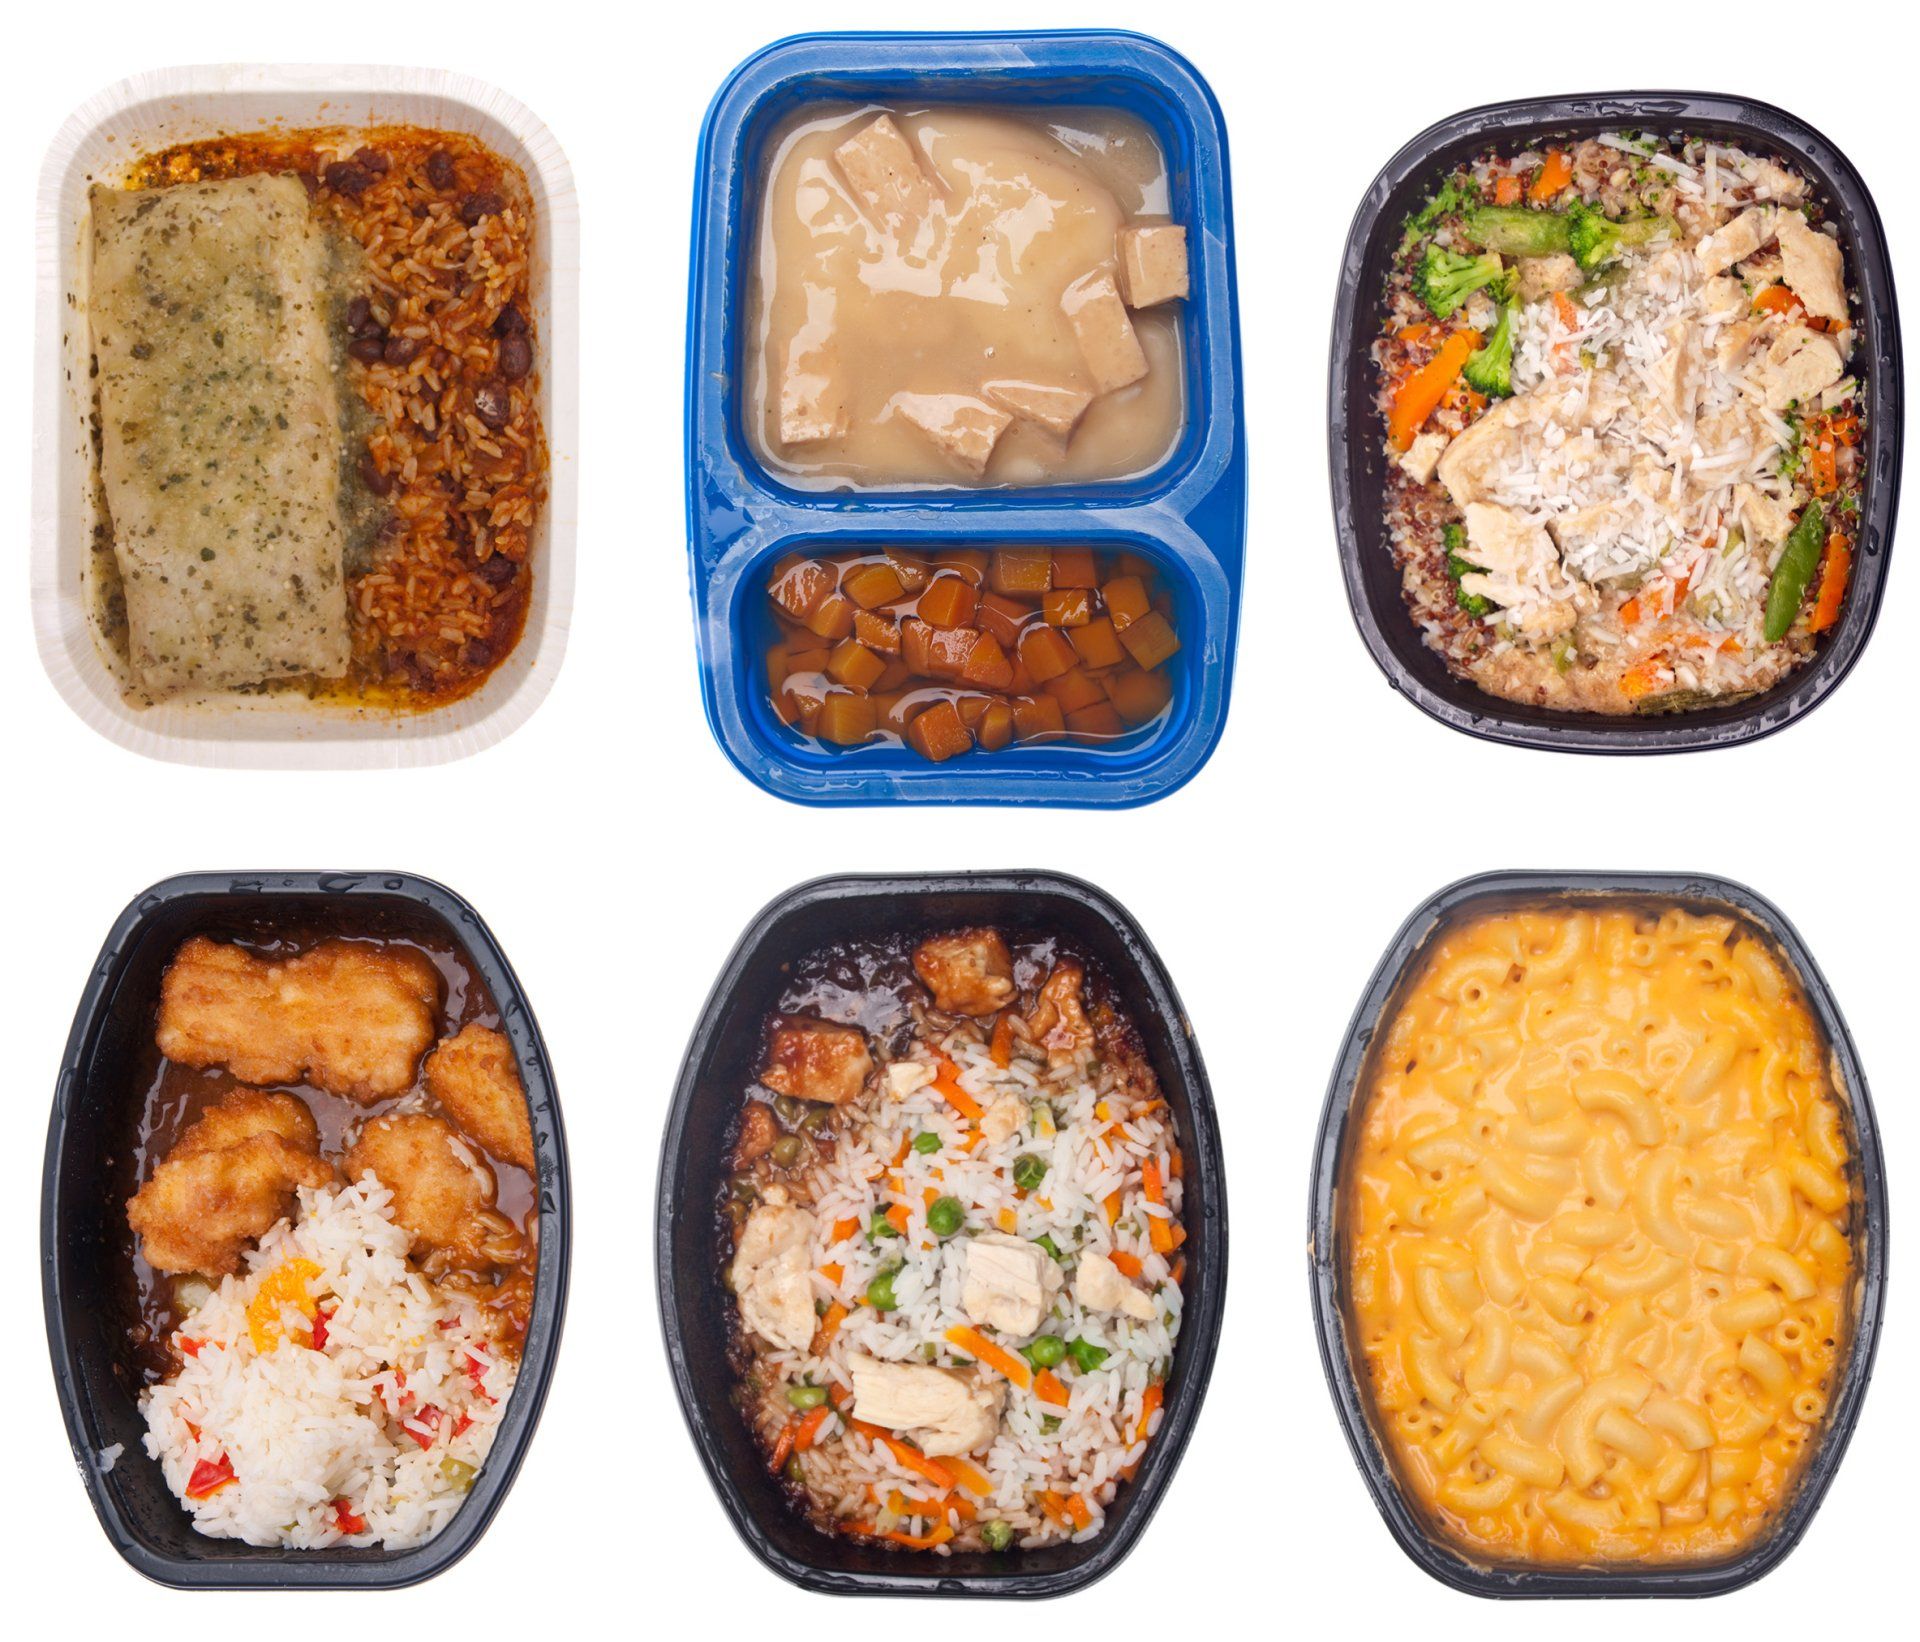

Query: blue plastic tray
[684,31,1245,807]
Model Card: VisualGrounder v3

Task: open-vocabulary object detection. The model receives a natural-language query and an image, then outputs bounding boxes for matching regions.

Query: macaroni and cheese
[1345,905,1856,1565]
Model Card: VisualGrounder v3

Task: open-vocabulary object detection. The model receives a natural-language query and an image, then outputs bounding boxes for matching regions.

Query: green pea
[1012,1153,1048,1191]
[1066,1339,1110,1374]
[1024,1334,1067,1369]
[911,1131,942,1155]
[787,1383,828,1410]
[867,1270,899,1311]
[1040,1415,1062,1434]
[1032,1233,1070,1265]
[871,1210,901,1241]
[770,1134,805,1168]
[927,1196,965,1238]
[801,1107,833,1133]
[729,1175,759,1204]
[981,1520,1015,1552]
[786,1454,806,1483]
[773,1094,805,1123]
[438,1457,477,1493]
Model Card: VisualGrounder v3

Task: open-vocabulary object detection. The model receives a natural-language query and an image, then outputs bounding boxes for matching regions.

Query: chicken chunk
[913,929,1015,1017]
[1026,959,1095,1067]
[1696,206,1777,278]
[961,1232,1061,1336]
[884,1059,937,1102]
[733,1100,778,1168]
[979,1091,1030,1147]
[1396,430,1446,486]
[847,1353,1005,1455]
[1764,326,1846,412]
[1776,214,1847,322]
[891,392,1012,478]
[128,1090,332,1276]
[833,115,935,233]
[1061,271,1148,394]
[1076,1248,1158,1323]
[731,1198,818,1352]
[982,378,1093,443]
[425,1023,535,1171]
[343,1113,518,1270]
[1515,252,1582,301]
[157,936,440,1103]
[760,1015,872,1105]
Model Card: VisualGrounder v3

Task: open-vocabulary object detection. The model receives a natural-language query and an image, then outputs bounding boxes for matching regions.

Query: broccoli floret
[1413,246,1505,320]
[1443,523,1493,618]
[1566,200,1681,271]
[1399,176,1480,256]
[1462,299,1518,398]
[1458,205,1571,257]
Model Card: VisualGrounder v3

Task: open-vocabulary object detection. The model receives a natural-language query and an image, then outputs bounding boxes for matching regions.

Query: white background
[2,0,1906,1632]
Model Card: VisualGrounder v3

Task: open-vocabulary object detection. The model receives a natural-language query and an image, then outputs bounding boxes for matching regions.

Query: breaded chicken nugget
[158,937,440,1102]
[425,1024,535,1170]
[128,1088,335,1275]
[913,929,1016,1016]
[344,1113,521,1269]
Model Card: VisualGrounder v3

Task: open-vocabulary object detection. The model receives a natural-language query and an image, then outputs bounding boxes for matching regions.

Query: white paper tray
[32,63,579,767]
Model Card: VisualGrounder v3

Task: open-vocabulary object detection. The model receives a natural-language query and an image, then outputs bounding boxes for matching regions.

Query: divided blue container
[684,31,1245,806]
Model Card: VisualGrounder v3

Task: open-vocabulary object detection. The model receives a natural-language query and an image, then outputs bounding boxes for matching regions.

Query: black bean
[345,296,379,338]
[473,380,511,429]
[324,161,374,197]
[352,146,390,175]
[458,191,503,226]
[498,333,532,382]
[461,639,494,670]
[426,149,456,190]
[359,450,394,497]
[480,553,518,587]
[383,334,422,367]
[494,303,526,337]
[347,335,387,365]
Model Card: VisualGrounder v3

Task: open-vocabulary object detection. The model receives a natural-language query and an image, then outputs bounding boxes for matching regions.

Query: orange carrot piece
[885,1203,911,1237]
[1035,1369,1071,1408]
[1103,1190,1123,1226]
[933,1057,983,1120]
[1492,175,1522,206]
[819,1261,844,1285]
[876,1524,956,1550]
[945,1325,1033,1390]
[1619,657,1668,700]
[1038,1490,1074,1528]
[1530,149,1574,202]
[1136,1382,1164,1441]
[1141,1157,1176,1254]
[1752,284,1804,319]
[1387,330,1479,451]
[830,1216,859,1242]
[812,1300,848,1353]
[1109,1249,1145,1279]
[828,1382,853,1411]
[880,1435,955,1492]
[1809,534,1853,633]
[997,1206,1019,1234]
[934,1454,994,1496]
[771,1420,798,1469]
[1066,1493,1094,1531]
[989,1014,1013,1069]
[794,1404,835,1450]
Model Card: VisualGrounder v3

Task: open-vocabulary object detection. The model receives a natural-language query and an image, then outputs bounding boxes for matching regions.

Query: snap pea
[1763,501,1826,643]
[927,1196,965,1238]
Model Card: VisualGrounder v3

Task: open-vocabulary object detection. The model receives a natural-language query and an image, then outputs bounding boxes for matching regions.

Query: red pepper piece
[185,1454,236,1499]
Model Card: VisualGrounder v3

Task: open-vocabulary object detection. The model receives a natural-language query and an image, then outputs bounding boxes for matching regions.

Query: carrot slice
[989,1014,1013,1069]
[1141,1157,1176,1254]
[1066,1493,1094,1531]
[1103,1190,1123,1226]
[819,1261,844,1285]
[771,1420,798,1469]
[1034,1369,1070,1408]
[934,1454,994,1496]
[880,1434,955,1492]
[945,1325,1033,1390]
[1387,329,1479,450]
[1109,1249,1145,1279]
[794,1404,835,1450]
[876,1524,955,1550]
[885,1203,912,1237]
[1038,1490,1073,1528]
[933,1057,983,1120]
[1530,149,1574,202]
[1136,1381,1164,1441]
[812,1300,848,1353]
[1809,534,1853,633]
[830,1216,859,1242]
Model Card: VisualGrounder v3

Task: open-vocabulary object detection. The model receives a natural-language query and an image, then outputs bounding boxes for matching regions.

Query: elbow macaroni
[1345,907,1856,1565]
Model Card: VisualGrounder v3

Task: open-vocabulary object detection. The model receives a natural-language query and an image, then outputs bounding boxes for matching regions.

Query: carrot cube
[955,693,992,730]
[1018,625,1079,683]
[766,644,791,688]
[786,647,830,675]
[906,700,973,762]
[827,639,886,692]
[990,546,1053,595]
[976,591,1033,648]
[960,631,1015,691]
[854,608,902,654]
[1043,588,1093,628]
[803,592,856,640]
[1012,693,1066,741]
[780,676,828,734]
[918,574,979,628]
[1069,616,1126,670]
[1118,610,1180,670]
[768,554,837,622]
[1116,551,1158,580]
[1045,666,1106,714]
[977,701,1015,752]
[901,619,934,676]
[933,548,990,585]
[1051,546,1099,588]
[1007,658,1035,695]
[924,626,980,680]
[886,548,935,593]
[1105,665,1173,724]
[817,691,878,745]
[1102,574,1150,630]
[1066,702,1125,739]
[842,561,908,610]
[874,658,913,692]
[872,690,910,734]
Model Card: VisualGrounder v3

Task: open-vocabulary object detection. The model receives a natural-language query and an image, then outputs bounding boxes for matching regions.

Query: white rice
[140,1179,517,1549]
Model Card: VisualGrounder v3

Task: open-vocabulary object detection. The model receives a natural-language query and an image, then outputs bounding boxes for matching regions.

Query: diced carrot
[905,700,973,762]
[829,1382,853,1411]
[826,639,886,692]
[933,1057,983,1120]
[1042,587,1093,627]
[976,701,1014,753]
[935,1454,994,1496]
[1050,546,1099,588]
[1103,1191,1122,1226]
[1808,533,1853,633]
[1038,1490,1073,1528]
[1110,1249,1145,1278]
[1618,657,1669,700]
[1034,1369,1070,1408]
[1069,616,1126,669]
[831,1216,859,1242]
[1136,1382,1163,1441]
[1807,436,1839,498]
[997,1207,1018,1233]
[885,547,936,592]
[1552,291,1580,332]
[922,625,980,681]
[917,573,979,628]
[842,561,908,609]
[1492,174,1522,206]
[1044,666,1107,714]
[815,691,877,746]
[1066,1493,1094,1531]
[989,1014,1013,1068]
[1619,595,1643,626]
[1141,1157,1175,1254]
[1387,329,1479,450]
[1752,284,1804,319]
[945,1325,1033,1389]
[853,608,902,656]
[1171,1256,1186,1285]
[794,1404,835,1450]
[1529,149,1574,203]
[1102,573,1151,630]
[1104,666,1173,725]
[767,554,836,621]
[1066,703,1125,739]
[803,592,856,641]
[1117,610,1180,670]
[989,545,1052,595]
[812,1301,848,1353]
[1018,624,1079,683]
[880,1435,956,1492]
[885,1203,912,1237]
[1396,322,1437,344]
[959,631,1015,691]
[1011,693,1066,742]
[975,591,1031,648]
[819,1261,845,1285]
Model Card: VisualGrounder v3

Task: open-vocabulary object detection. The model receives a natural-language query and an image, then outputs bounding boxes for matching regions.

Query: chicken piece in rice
[425,1022,535,1170]
[344,1113,520,1271]
[759,1014,872,1105]
[912,929,1016,1016]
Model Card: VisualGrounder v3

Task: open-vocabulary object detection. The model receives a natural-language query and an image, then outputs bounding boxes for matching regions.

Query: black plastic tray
[655,871,1227,1596]
[40,872,572,1589]
[1309,869,1888,1597]
[1329,94,1903,753]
